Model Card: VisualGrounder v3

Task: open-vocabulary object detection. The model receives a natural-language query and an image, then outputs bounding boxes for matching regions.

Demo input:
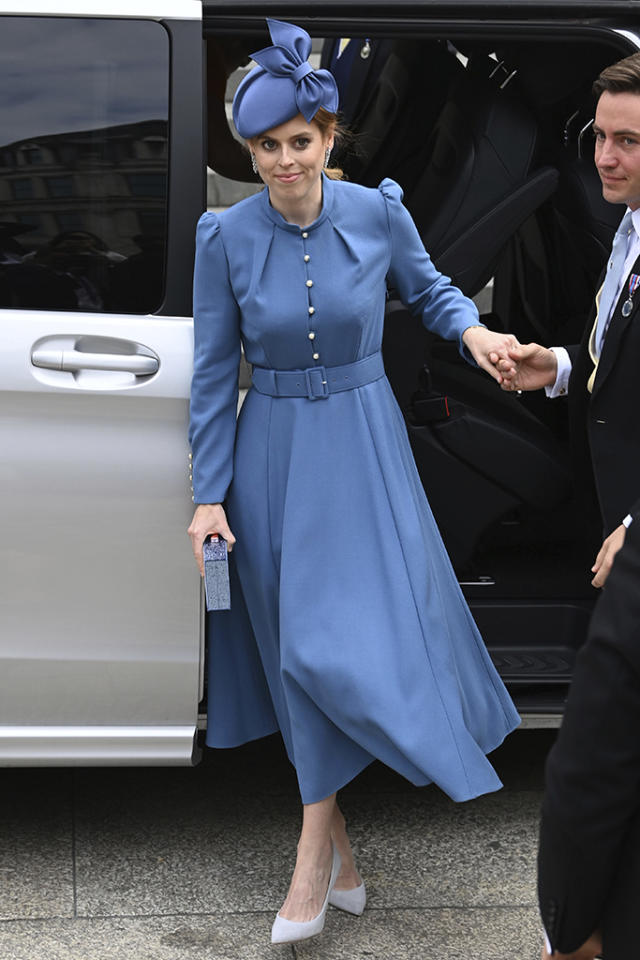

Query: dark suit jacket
[320,38,392,123]
[568,251,640,534]
[538,519,640,957]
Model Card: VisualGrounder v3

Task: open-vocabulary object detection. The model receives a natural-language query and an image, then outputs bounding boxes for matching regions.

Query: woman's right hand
[187,502,236,577]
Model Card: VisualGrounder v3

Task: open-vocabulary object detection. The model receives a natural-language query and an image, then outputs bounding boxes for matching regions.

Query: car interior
[205,15,633,715]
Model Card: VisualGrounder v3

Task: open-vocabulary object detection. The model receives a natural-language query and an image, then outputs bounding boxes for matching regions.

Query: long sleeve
[189,212,241,504]
[538,520,640,952]
[379,178,480,357]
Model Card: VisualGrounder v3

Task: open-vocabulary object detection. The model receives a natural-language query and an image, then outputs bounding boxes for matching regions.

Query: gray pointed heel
[328,880,366,915]
[271,844,341,945]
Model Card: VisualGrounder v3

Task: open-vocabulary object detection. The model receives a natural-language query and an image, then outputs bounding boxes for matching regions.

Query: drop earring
[324,147,332,168]
[251,153,258,175]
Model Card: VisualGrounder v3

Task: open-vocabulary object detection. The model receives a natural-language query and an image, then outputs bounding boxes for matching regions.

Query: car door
[0,1,205,764]
[204,0,640,724]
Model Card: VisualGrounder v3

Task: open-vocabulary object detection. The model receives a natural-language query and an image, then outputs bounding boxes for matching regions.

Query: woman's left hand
[462,326,520,384]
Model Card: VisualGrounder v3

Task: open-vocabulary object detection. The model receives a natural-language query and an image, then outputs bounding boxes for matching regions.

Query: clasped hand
[461,326,522,383]
[461,328,559,393]
[489,341,559,392]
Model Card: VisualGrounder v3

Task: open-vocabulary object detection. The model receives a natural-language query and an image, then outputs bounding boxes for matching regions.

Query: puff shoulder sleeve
[188,212,241,504]
[379,178,481,358]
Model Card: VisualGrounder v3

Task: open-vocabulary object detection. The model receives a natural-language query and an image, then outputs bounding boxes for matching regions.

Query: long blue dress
[190,175,520,805]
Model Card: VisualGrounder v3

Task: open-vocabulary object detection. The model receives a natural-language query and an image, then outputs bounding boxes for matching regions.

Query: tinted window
[0,17,169,314]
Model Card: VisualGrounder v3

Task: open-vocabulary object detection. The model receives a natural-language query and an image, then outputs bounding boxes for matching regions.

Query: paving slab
[72,768,540,918]
[0,770,74,921]
[295,906,543,960]
[0,907,545,960]
[0,730,554,958]
[74,786,303,916]
[337,789,540,909]
[0,914,292,960]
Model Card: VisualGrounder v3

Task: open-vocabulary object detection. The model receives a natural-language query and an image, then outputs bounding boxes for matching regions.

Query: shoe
[271,843,341,944]
[329,880,366,916]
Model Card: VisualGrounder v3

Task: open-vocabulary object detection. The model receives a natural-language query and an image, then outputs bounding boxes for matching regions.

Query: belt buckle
[304,366,329,400]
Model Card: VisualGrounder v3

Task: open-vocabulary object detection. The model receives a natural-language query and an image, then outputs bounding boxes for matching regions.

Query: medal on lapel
[622,273,640,317]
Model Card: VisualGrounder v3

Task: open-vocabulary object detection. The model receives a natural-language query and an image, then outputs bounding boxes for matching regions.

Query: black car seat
[344,39,464,191]
[406,54,559,298]
[377,55,576,569]
[490,44,623,346]
[492,159,620,349]
[382,304,572,569]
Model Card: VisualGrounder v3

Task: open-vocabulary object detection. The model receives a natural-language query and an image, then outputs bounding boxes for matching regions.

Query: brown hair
[593,52,640,99]
[313,108,347,181]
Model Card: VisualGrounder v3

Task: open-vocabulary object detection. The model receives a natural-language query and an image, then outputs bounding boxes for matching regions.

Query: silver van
[1,1,203,765]
[1,0,638,764]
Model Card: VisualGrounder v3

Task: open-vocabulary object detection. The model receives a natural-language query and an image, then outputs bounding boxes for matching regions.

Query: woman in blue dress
[188,19,520,946]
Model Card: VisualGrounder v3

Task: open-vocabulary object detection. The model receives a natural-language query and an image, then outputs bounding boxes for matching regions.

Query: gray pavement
[0,730,555,959]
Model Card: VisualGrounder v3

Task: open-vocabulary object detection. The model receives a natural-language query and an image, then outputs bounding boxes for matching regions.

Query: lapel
[591,252,640,398]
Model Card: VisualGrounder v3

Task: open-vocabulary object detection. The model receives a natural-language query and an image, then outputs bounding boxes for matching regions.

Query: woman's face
[250,114,334,213]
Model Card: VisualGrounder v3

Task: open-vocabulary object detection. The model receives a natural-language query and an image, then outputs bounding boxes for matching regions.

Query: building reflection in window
[0,17,169,314]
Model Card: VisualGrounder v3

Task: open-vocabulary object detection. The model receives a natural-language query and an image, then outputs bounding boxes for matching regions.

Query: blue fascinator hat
[232,18,339,138]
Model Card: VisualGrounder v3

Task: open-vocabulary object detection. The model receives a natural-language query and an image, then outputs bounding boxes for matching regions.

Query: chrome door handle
[30,335,160,379]
[32,347,159,375]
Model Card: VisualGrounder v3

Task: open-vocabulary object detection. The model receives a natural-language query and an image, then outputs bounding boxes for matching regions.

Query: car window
[0,17,169,314]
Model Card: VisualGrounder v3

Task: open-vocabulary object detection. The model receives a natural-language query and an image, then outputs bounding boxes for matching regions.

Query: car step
[490,646,576,682]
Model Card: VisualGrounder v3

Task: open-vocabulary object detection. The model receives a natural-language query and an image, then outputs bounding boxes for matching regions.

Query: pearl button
[313,352,320,360]
[302,231,308,238]
[304,255,310,262]
[306,280,313,288]
[308,332,316,340]
[308,306,315,315]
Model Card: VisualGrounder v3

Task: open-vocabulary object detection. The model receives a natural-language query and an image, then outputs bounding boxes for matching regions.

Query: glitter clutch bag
[203,535,231,611]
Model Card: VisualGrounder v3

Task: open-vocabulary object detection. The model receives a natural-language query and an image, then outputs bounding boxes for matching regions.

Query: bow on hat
[252,19,337,123]
[232,18,339,138]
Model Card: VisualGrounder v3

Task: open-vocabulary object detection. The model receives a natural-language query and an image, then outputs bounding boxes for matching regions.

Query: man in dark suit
[320,37,391,123]
[495,52,640,589]
[537,517,640,959]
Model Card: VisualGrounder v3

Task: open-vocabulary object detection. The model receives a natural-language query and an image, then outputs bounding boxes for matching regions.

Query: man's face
[594,90,640,210]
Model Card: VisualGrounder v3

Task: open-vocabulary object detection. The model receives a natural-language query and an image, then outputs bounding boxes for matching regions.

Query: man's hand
[591,523,627,588]
[490,342,558,392]
[542,929,602,959]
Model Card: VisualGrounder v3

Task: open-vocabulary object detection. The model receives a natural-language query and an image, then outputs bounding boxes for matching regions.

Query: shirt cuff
[623,514,633,528]
[545,346,571,398]
[544,930,552,955]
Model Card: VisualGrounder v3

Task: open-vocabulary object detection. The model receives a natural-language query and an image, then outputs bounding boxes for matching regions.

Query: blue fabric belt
[251,352,385,400]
